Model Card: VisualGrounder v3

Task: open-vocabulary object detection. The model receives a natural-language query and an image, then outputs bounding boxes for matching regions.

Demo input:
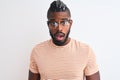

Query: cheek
[49,28,57,34]
[49,26,71,34]
[63,26,70,34]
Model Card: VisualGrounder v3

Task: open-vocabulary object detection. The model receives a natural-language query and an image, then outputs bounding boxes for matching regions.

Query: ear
[69,19,73,27]
[47,21,50,30]
[47,21,49,26]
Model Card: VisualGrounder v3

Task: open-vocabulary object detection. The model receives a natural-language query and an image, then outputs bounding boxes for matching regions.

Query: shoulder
[35,39,50,49]
[31,39,51,54]
[71,38,90,49]
[71,38,93,54]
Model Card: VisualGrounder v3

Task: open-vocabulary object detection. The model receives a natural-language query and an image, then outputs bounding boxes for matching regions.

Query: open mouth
[54,32,65,41]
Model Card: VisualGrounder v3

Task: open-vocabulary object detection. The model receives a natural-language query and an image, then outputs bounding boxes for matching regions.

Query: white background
[0,0,120,80]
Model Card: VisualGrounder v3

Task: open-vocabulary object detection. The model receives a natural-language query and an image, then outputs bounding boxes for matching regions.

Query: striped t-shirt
[29,38,99,80]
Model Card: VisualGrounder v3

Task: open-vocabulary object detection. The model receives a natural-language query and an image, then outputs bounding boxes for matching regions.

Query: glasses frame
[47,18,72,29]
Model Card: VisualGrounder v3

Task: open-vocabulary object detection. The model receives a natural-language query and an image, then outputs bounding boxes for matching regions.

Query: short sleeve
[29,48,39,73]
[84,47,99,76]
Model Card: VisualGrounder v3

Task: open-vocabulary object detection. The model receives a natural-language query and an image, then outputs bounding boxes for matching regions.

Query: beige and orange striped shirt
[29,39,99,80]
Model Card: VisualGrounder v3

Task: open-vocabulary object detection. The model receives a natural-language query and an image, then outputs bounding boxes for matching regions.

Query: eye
[49,22,58,28]
[61,20,69,26]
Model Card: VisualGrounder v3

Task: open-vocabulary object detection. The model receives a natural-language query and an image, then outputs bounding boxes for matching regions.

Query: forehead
[48,12,70,21]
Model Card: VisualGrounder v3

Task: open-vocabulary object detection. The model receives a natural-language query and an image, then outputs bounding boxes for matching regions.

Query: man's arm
[86,71,100,80]
[28,70,40,80]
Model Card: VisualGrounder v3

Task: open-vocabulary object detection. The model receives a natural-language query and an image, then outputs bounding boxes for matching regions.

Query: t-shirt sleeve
[84,47,99,76]
[29,48,39,73]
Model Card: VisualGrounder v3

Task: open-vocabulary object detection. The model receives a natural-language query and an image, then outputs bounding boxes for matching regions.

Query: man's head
[47,0,73,46]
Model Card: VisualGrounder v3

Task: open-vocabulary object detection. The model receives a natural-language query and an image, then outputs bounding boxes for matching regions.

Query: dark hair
[47,0,71,19]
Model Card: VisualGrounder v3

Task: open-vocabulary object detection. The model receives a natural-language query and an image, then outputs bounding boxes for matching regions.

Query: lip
[55,35,64,41]
[54,32,65,41]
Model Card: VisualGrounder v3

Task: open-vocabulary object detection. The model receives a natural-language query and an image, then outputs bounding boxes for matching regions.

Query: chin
[49,29,71,46]
[54,39,66,46]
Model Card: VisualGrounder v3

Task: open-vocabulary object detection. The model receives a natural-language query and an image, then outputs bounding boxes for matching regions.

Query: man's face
[47,12,72,46]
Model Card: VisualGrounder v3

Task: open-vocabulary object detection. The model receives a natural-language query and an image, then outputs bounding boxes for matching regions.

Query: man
[28,0,100,80]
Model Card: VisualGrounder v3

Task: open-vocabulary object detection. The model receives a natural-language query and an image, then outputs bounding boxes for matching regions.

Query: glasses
[47,19,71,28]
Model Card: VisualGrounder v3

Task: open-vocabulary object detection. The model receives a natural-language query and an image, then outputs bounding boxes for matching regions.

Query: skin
[86,71,100,80]
[28,11,100,80]
[28,70,40,80]
[48,12,72,46]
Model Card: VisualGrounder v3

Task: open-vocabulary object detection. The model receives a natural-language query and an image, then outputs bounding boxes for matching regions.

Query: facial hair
[50,29,70,46]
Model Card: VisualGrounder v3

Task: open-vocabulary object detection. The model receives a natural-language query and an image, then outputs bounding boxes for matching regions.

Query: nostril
[58,27,62,31]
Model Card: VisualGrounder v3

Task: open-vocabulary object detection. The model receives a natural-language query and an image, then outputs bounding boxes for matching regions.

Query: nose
[57,24,63,31]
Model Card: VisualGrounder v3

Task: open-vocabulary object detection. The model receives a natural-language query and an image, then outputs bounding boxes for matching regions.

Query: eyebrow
[61,18,70,20]
[48,18,70,21]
